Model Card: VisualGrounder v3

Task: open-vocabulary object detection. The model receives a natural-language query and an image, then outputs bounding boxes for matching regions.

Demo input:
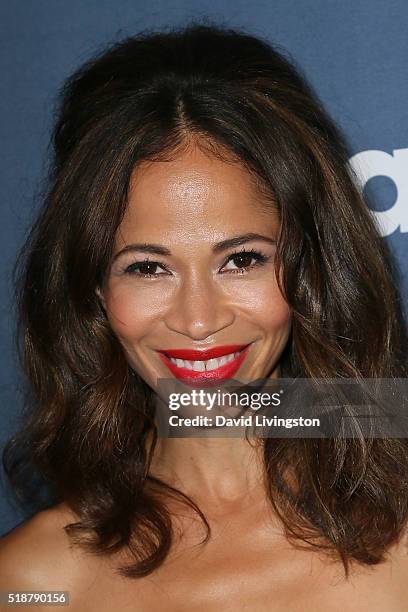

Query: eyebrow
[112,232,277,262]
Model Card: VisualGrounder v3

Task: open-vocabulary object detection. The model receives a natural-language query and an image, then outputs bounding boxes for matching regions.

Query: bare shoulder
[0,505,139,612]
[0,503,96,601]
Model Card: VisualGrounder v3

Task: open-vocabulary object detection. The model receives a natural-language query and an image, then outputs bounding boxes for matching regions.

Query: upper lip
[158,344,250,360]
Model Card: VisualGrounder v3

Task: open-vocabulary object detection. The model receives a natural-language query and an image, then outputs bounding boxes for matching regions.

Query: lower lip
[158,346,251,387]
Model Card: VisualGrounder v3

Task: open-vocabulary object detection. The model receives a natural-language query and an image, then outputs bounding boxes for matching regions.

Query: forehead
[116,146,279,245]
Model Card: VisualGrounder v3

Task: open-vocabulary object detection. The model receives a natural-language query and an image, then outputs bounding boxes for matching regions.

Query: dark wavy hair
[3,22,408,579]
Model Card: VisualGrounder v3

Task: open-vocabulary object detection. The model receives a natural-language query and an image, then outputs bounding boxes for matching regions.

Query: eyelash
[122,248,271,279]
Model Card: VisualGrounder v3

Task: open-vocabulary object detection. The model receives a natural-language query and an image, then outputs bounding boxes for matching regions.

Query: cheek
[228,277,292,332]
[258,284,292,333]
[103,284,165,343]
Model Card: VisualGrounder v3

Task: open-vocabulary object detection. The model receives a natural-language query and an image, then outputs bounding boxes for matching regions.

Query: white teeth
[193,360,206,372]
[168,351,242,371]
[206,358,218,371]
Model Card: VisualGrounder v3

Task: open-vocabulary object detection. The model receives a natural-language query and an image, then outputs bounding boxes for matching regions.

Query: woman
[1,23,408,611]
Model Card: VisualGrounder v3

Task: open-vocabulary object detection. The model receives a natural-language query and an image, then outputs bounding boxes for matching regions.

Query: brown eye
[124,259,168,277]
[231,253,255,268]
[137,261,159,275]
[221,250,269,274]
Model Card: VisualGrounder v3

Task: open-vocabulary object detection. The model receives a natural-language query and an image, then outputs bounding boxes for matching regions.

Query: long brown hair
[3,23,408,578]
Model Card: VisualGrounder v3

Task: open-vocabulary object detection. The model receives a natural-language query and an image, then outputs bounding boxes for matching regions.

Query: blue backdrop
[1,0,407,534]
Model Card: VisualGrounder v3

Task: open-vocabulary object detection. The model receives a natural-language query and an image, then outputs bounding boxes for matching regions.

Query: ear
[95,286,106,308]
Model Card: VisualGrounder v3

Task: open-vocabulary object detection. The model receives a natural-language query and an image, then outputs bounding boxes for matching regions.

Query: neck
[147,435,266,511]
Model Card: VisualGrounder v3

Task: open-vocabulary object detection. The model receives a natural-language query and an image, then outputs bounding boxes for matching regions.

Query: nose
[163,274,235,341]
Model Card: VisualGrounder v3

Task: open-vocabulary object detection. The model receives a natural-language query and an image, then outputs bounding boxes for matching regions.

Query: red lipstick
[157,344,251,387]
[159,344,249,360]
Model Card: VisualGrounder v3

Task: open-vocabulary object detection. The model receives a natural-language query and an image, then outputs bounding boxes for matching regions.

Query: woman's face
[99,145,292,390]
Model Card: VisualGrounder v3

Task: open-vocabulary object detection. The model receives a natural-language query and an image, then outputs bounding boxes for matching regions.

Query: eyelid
[220,247,269,264]
[122,257,171,276]
[219,248,271,273]
[121,247,271,277]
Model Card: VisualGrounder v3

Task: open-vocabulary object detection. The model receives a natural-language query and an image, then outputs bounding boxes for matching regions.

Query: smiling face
[98,143,292,390]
